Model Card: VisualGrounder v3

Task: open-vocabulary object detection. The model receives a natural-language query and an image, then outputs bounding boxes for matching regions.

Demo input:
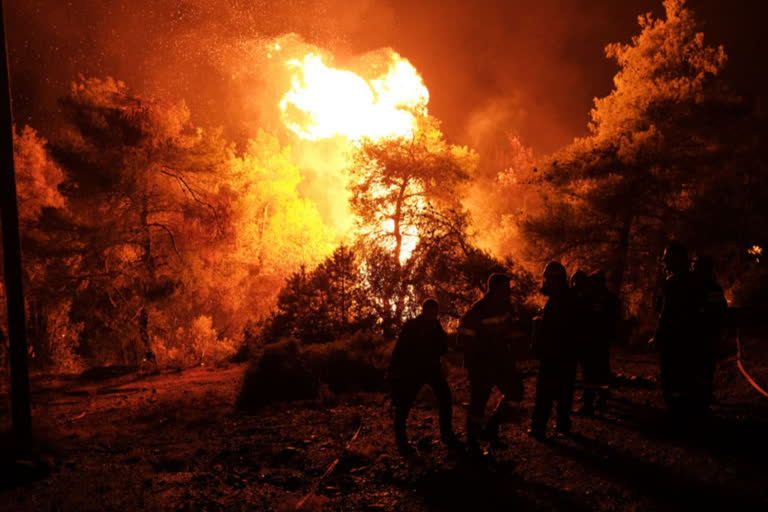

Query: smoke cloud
[7,0,767,156]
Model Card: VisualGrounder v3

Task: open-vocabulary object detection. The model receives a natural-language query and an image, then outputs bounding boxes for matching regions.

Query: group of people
[387,242,726,456]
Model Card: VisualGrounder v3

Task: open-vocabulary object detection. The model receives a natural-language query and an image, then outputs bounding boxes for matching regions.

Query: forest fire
[276,46,431,262]
[4,2,768,510]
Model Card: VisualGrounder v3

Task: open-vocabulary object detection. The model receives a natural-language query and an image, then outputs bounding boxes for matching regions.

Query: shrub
[302,330,388,393]
[237,338,319,410]
[155,315,237,369]
[237,330,389,409]
[188,315,237,367]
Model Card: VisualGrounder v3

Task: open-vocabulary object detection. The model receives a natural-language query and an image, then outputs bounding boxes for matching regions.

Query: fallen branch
[295,419,363,510]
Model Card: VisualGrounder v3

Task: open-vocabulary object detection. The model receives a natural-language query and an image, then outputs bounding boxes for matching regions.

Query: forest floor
[2,344,768,512]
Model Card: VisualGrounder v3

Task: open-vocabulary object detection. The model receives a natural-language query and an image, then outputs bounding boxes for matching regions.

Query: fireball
[277,47,430,263]
[279,52,428,142]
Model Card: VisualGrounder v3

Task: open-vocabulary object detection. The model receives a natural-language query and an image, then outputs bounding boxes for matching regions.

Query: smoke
[7,0,768,153]
[6,0,767,245]
[291,137,355,237]
[0,0,638,153]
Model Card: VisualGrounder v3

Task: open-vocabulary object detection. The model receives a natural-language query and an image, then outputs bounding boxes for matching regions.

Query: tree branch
[147,222,181,259]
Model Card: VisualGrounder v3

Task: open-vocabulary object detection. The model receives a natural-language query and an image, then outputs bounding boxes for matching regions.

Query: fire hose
[736,328,768,399]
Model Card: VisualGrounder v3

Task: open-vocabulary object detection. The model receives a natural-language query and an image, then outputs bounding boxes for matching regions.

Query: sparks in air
[279,52,429,142]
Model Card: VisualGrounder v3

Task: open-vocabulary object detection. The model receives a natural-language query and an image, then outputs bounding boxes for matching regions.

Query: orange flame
[277,48,429,263]
[279,52,429,142]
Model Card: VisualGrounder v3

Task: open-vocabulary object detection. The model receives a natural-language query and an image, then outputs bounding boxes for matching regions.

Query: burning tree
[0,126,73,374]
[348,117,483,330]
[4,36,541,373]
[263,245,375,345]
[349,117,475,264]
[1,76,334,370]
[49,77,233,365]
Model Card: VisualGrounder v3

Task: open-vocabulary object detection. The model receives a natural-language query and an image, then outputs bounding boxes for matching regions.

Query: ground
[2,346,768,512]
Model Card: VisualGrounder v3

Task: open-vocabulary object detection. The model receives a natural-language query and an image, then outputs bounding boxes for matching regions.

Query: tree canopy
[520,0,766,317]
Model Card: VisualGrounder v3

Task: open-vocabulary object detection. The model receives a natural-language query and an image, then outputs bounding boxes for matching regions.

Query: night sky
[5,0,767,153]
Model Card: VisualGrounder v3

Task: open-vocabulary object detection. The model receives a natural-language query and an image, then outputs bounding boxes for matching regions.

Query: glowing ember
[279,52,429,142]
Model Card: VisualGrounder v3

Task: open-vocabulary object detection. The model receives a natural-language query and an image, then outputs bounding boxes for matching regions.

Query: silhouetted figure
[692,256,727,411]
[388,299,455,455]
[576,271,621,416]
[654,243,706,422]
[459,274,525,452]
[570,269,591,411]
[570,270,588,291]
[530,262,578,439]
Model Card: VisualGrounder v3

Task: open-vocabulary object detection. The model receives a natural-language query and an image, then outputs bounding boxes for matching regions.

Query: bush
[188,316,237,366]
[303,331,389,393]
[237,338,319,410]
[237,330,389,410]
[155,315,237,369]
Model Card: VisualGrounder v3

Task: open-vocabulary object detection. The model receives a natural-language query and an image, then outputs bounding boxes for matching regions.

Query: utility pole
[0,0,32,441]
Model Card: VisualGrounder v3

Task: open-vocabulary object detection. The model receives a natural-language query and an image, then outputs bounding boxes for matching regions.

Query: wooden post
[0,0,32,440]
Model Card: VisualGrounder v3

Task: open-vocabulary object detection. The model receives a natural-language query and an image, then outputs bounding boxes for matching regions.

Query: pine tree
[523,0,763,315]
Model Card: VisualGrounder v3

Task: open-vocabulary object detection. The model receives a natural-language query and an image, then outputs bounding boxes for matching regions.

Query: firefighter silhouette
[387,299,456,455]
[530,262,579,439]
[653,242,714,422]
[458,273,526,452]
[692,255,727,412]
[576,271,620,416]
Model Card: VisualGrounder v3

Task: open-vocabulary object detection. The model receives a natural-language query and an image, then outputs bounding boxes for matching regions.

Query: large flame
[277,48,429,263]
[279,52,429,142]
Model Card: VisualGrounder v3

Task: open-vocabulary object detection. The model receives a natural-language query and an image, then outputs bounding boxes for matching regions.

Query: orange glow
[277,48,430,263]
[383,217,421,262]
[279,52,429,142]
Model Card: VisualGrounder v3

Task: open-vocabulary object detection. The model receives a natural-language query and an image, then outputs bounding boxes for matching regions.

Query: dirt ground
[2,347,768,512]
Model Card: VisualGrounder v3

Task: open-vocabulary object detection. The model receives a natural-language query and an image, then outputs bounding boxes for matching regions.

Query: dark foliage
[237,339,319,410]
[237,331,389,409]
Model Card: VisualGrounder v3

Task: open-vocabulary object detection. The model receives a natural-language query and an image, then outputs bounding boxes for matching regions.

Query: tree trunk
[339,247,347,325]
[138,188,154,363]
[392,180,409,326]
[613,212,634,296]
[27,299,45,367]
[257,202,270,271]
[392,179,408,267]
[0,1,32,439]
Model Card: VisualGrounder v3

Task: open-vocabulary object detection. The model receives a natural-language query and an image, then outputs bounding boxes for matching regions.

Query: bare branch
[159,167,221,232]
[147,222,181,259]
